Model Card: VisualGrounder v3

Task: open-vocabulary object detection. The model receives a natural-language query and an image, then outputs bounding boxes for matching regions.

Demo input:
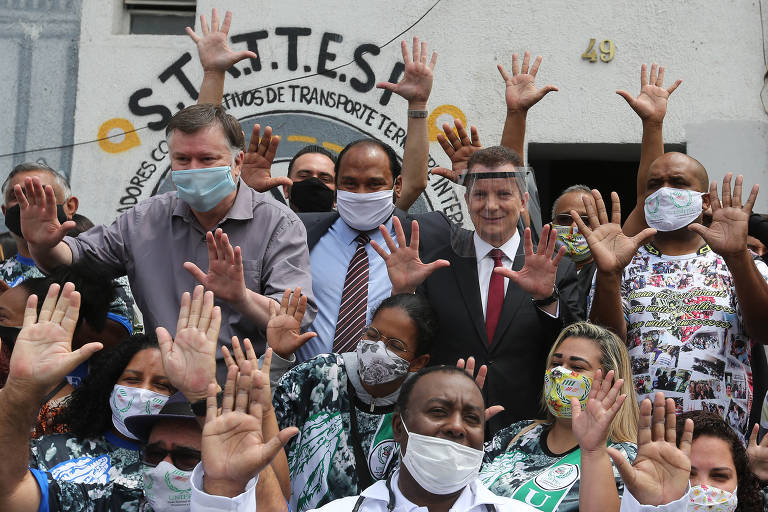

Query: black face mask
[290,177,335,213]
[0,324,21,353]
[4,203,68,238]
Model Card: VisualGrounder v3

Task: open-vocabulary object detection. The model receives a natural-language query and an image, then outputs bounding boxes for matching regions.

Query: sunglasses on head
[141,443,201,472]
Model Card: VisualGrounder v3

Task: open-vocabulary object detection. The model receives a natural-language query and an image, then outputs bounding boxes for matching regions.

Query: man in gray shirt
[13,104,316,355]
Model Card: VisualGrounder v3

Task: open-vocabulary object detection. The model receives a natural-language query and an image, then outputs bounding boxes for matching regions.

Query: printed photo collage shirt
[591,244,768,436]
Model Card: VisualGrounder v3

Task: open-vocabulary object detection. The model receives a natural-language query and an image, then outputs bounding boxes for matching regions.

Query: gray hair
[2,162,72,203]
[551,184,592,220]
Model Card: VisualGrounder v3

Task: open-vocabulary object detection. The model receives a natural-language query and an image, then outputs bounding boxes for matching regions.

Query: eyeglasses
[141,444,201,472]
[553,214,589,226]
[362,326,411,356]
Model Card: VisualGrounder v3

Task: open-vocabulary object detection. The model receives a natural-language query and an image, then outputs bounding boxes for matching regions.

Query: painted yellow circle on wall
[98,118,141,154]
[427,104,467,142]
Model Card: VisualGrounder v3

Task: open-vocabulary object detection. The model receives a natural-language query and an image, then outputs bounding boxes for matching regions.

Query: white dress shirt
[310,472,537,512]
[473,232,558,319]
[619,486,691,512]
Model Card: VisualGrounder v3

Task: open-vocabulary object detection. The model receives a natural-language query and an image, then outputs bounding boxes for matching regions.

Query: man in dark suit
[373,146,580,436]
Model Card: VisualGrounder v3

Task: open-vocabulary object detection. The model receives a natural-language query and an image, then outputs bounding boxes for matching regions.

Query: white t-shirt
[589,243,768,436]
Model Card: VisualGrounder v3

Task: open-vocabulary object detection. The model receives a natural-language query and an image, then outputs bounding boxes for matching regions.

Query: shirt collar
[335,215,394,247]
[171,178,254,222]
[360,473,510,510]
[473,230,521,262]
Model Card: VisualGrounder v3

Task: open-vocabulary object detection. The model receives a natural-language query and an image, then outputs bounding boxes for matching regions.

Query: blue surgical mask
[172,166,236,212]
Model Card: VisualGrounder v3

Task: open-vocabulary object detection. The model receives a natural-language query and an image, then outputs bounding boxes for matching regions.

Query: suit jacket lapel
[490,250,527,348]
[447,245,487,348]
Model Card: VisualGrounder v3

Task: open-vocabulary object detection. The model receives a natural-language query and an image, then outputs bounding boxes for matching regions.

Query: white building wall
[64,0,768,225]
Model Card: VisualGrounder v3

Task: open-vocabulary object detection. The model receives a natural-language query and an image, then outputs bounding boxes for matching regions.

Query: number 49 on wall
[582,39,615,63]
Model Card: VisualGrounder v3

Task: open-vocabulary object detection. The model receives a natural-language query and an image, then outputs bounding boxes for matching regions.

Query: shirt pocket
[242,259,262,294]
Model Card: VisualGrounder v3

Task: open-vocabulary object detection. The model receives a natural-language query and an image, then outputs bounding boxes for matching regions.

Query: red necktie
[485,248,504,344]
[333,234,370,353]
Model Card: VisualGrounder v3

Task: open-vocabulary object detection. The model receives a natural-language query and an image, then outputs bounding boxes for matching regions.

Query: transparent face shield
[450,167,541,258]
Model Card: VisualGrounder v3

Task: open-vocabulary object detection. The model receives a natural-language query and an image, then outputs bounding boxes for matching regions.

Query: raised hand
[493,225,565,300]
[184,228,247,306]
[186,9,257,74]
[223,340,273,416]
[747,424,768,481]
[572,369,627,452]
[616,63,681,124]
[202,362,298,497]
[376,37,437,107]
[433,119,482,183]
[573,190,656,275]
[497,52,558,113]
[8,282,102,397]
[241,124,291,192]
[607,392,692,506]
[371,217,450,294]
[14,176,75,248]
[689,173,758,258]
[456,356,504,421]
[265,288,317,359]
[156,286,221,402]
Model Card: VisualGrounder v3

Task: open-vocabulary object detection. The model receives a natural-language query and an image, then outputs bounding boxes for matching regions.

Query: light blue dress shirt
[297,216,397,362]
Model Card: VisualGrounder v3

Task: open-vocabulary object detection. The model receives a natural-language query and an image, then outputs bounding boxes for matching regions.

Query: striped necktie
[333,233,370,353]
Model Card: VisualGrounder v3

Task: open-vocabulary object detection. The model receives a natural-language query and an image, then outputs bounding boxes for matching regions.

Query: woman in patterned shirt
[479,322,639,512]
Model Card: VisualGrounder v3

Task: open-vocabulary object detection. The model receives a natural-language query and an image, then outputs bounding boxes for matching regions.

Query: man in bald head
[587,151,768,437]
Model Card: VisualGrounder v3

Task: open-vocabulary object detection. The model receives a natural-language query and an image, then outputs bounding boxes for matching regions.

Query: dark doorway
[529,143,685,224]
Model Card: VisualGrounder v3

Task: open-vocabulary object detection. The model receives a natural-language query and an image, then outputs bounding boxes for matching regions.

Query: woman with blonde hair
[479,321,639,512]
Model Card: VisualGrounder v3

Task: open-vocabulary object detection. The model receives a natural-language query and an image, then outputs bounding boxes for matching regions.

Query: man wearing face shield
[310,366,537,512]
[14,104,315,359]
[550,185,596,318]
[585,153,768,436]
[376,146,580,437]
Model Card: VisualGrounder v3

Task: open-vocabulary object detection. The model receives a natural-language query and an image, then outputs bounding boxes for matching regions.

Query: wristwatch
[407,109,428,118]
[532,285,559,307]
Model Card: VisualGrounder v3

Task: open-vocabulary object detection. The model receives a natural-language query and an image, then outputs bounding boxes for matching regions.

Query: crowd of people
[2,7,768,512]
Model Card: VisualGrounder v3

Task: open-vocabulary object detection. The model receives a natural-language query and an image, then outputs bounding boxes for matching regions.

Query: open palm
[434,119,482,183]
[572,369,626,452]
[376,37,436,104]
[574,191,656,274]
[498,52,558,112]
[371,217,449,295]
[9,283,102,395]
[607,393,692,506]
[617,63,681,124]
[184,229,247,305]
[689,173,758,257]
[15,177,74,248]
[241,124,291,193]
[186,9,257,73]
[495,225,564,299]
[266,288,317,359]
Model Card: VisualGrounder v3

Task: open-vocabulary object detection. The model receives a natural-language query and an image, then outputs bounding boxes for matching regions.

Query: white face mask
[356,339,411,386]
[644,187,704,232]
[142,461,192,511]
[400,419,484,495]
[336,189,395,231]
[110,385,169,440]
[689,484,738,512]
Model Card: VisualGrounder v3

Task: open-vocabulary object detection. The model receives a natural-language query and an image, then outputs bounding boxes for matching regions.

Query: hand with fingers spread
[222,337,269,405]
[8,282,102,397]
[688,173,759,258]
[370,217,450,295]
[492,225,565,300]
[571,369,627,453]
[747,423,768,481]
[607,392,693,506]
[202,361,298,497]
[617,63,682,124]
[186,9,257,74]
[241,124,290,193]
[498,51,559,113]
[574,190,657,275]
[265,288,317,359]
[184,228,248,306]
[456,356,504,421]
[433,119,482,183]
[376,37,437,108]
[14,176,76,249]
[156,285,222,402]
